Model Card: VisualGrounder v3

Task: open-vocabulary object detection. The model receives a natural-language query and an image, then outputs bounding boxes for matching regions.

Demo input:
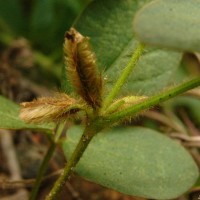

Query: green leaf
[62,0,182,95]
[106,47,182,95]
[133,0,200,52]
[64,0,82,13]
[63,126,198,199]
[0,95,53,131]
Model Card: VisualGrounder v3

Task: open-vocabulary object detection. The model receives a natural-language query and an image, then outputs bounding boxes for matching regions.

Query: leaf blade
[63,126,199,199]
[0,95,53,131]
[133,0,200,52]
[63,0,183,95]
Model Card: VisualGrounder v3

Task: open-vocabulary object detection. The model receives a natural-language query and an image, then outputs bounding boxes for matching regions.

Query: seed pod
[106,96,147,114]
[64,28,103,109]
[20,94,83,124]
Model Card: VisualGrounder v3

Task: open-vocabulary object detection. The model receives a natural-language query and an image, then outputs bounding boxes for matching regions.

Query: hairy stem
[45,77,200,199]
[45,124,100,200]
[105,77,200,123]
[103,43,145,109]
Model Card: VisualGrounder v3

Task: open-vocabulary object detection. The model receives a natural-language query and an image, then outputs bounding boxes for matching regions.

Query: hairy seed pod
[64,28,103,109]
[106,96,148,114]
[20,94,83,124]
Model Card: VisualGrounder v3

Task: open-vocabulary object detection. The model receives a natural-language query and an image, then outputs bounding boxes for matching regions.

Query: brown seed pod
[20,93,83,124]
[64,28,103,109]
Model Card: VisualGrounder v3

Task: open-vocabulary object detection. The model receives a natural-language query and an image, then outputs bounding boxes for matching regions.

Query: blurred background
[0,0,90,95]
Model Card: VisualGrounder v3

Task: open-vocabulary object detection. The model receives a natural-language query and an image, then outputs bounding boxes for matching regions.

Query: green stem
[45,124,100,200]
[45,77,200,199]
[105,77,200,123]
[103,43,145,109]
[29,142,56,200]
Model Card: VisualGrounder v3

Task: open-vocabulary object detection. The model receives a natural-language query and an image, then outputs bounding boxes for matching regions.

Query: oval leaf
[62,0,182,95]
[63,126,198,199]
[0,95,53,131]
[133,0,200,52]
